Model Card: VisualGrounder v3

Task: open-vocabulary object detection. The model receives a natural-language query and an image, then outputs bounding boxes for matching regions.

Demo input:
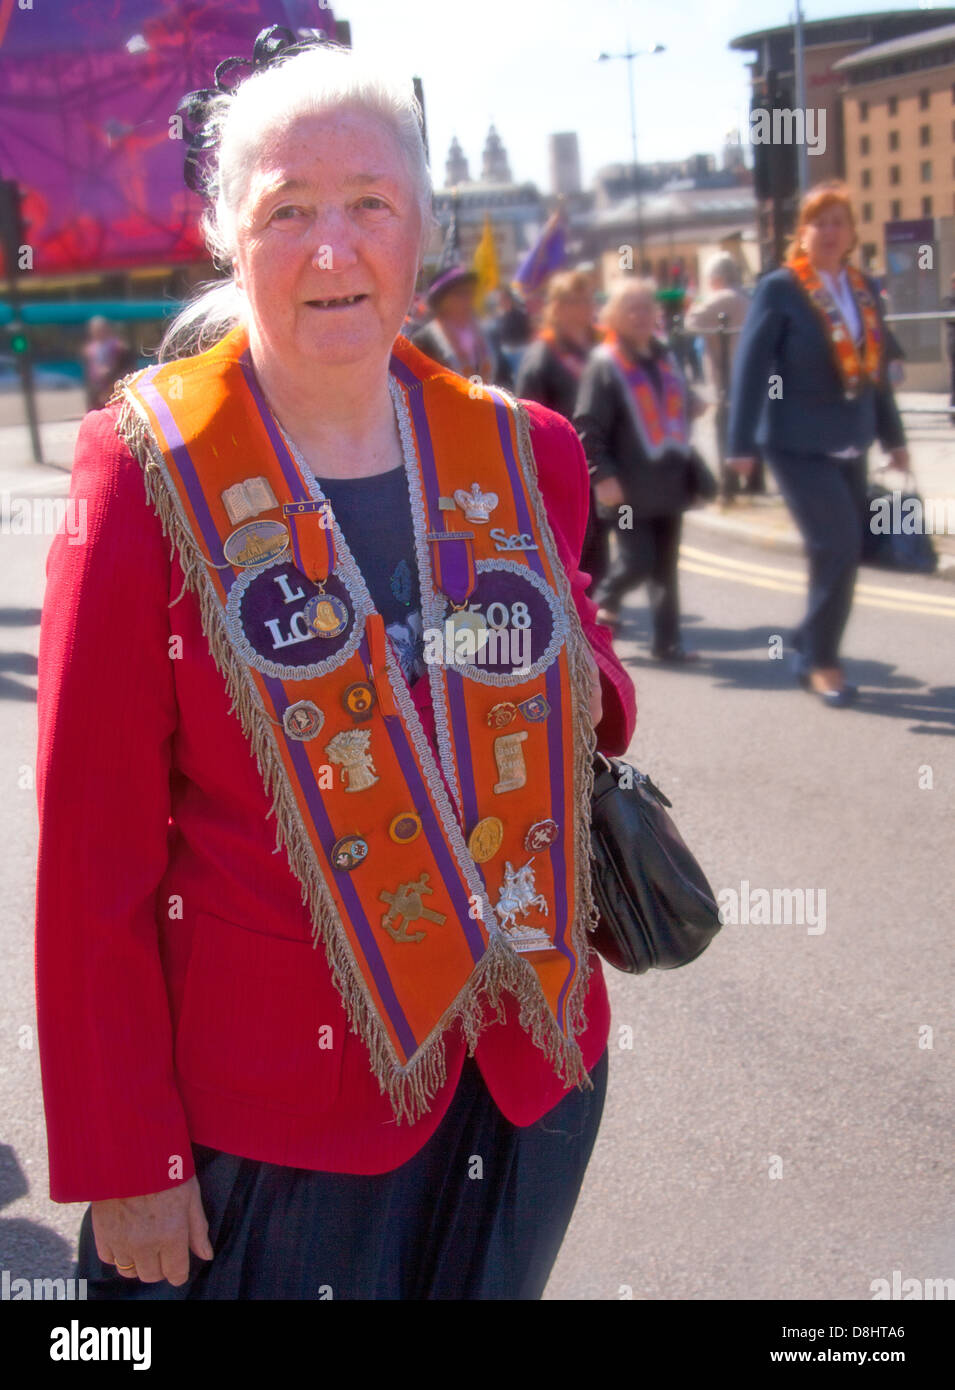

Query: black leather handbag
[589,752,721,974]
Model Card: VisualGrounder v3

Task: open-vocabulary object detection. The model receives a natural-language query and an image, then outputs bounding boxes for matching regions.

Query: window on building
[860,135,870,156]
[888,96,898,116]
[859,100,868,120]
[889,165,900,185]
[862,242,877,267]
[922,195,933,216]
[861,202,872,222]
[888,130,899,151]
[890,199,901,219]
[919,89,930,110]
[921,160,932,181]
[920,124,931,146]
[861,168,871,188]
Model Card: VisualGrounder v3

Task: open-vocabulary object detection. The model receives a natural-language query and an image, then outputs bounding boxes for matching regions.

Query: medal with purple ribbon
[427,529,486,654]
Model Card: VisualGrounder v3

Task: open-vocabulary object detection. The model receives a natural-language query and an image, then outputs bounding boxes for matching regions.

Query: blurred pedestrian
[517,270,606,594]
[685,253,763,498]
[726,181,908,706]
[81,316,134,410]
[411,265,512,387]
[491,285,532,348]
[575,277,709,660]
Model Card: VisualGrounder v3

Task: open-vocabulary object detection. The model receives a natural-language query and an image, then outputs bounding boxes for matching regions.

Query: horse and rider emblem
[493,858,552,953]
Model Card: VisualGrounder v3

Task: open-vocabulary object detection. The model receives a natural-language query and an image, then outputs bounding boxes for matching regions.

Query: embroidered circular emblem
[223,520,290,568]
[342,681,377,722]
[304,591,349,638]
[331,834,368,871]
[487,701,517,728]
[224,557,364,680]
[282,700,324,741]
[524,818,559,852]
[388,812,422,844]
[435,559,567,687]
[468,816,504,863]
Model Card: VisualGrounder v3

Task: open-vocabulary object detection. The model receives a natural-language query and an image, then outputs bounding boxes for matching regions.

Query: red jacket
[34,395,636,1203]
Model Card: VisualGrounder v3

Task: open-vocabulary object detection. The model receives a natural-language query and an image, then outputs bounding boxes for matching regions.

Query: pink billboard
[0,1,338,273]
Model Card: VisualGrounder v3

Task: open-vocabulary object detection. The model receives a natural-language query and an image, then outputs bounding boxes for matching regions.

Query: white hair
[704,252,741,288]
[599,275,658,328]
[160,42,437,362]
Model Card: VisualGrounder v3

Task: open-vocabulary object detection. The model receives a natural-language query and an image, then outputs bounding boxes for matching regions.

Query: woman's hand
[594,475,625,508]
[886,446,910,472]
[91,1175,214,1286]
[726,456,757,477]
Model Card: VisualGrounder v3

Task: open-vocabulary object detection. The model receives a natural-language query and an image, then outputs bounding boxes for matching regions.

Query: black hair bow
[177,25,327,197]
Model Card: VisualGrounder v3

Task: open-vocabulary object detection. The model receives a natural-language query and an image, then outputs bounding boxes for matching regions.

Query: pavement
[688,389,955,580]
[1,384,952,1301]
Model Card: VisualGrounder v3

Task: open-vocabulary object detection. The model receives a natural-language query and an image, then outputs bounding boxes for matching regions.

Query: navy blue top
[314,465,427,683]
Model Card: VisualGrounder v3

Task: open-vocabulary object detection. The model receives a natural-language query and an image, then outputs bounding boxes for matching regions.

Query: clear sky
[340,0,950,190]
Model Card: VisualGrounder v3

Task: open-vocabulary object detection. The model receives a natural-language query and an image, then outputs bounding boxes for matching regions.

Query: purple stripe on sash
[239,353,310,502]
[445,667,479,830]
[381,693,486,962]
[544,657,574,1026]
[489,390,574,1025]
[398,373,443,525]
[138,375,232,587]
[389,354,421,392]
[265,669,418,1058]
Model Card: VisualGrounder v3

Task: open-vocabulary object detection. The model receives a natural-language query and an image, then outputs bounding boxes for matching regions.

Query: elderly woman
[34,30,635,1301]
[574,277,710,659]
[726,181,908,705]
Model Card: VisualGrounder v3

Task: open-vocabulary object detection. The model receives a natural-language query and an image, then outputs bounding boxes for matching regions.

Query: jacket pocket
[175,911,345,1116]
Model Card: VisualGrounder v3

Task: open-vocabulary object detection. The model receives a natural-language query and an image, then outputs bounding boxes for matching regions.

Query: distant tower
[722,128,745,172]
[481,124,512,183]
[549,133,581,196]
[445,136,470,187]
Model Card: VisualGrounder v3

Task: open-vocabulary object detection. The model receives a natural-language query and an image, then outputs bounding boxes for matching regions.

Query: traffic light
[9,325,28,354]
[0,177,26,276]
[751,69,798,205]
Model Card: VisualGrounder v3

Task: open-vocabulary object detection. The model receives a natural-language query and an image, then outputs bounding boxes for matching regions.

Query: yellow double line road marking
[679,544,955,618]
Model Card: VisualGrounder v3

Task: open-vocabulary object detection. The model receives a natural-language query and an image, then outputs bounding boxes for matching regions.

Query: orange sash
[787,254,882,400]
[112,324,599,1122]
[600,330,691,460]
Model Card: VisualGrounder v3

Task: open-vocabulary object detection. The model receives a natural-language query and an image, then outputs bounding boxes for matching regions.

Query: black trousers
[74,1048,608,1301]
[766,448,868,670]
[592,511,683,653]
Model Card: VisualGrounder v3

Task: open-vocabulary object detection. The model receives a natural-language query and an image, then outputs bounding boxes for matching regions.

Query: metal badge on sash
[224,520,290,568]
[221,476,279,525]
[283,700,325,741]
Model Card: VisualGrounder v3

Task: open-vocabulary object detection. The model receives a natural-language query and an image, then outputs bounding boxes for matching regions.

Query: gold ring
[115,1262,136,1271]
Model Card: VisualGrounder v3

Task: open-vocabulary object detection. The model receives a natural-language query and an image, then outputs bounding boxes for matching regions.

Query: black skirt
[76,1048,609,1300]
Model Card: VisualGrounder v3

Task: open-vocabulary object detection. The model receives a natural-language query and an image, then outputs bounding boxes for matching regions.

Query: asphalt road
[1,449,952,1300]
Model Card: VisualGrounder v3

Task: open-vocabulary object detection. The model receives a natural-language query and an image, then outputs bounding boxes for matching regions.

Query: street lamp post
[598,41,665,273]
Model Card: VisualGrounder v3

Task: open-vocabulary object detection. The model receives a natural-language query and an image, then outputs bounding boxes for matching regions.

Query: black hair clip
[177,24,328,197]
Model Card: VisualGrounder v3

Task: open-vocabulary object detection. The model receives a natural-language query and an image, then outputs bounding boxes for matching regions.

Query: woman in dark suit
[726,181,908,706]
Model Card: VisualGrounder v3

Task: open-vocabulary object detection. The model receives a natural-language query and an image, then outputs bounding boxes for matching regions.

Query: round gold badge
[468,816,504,863]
